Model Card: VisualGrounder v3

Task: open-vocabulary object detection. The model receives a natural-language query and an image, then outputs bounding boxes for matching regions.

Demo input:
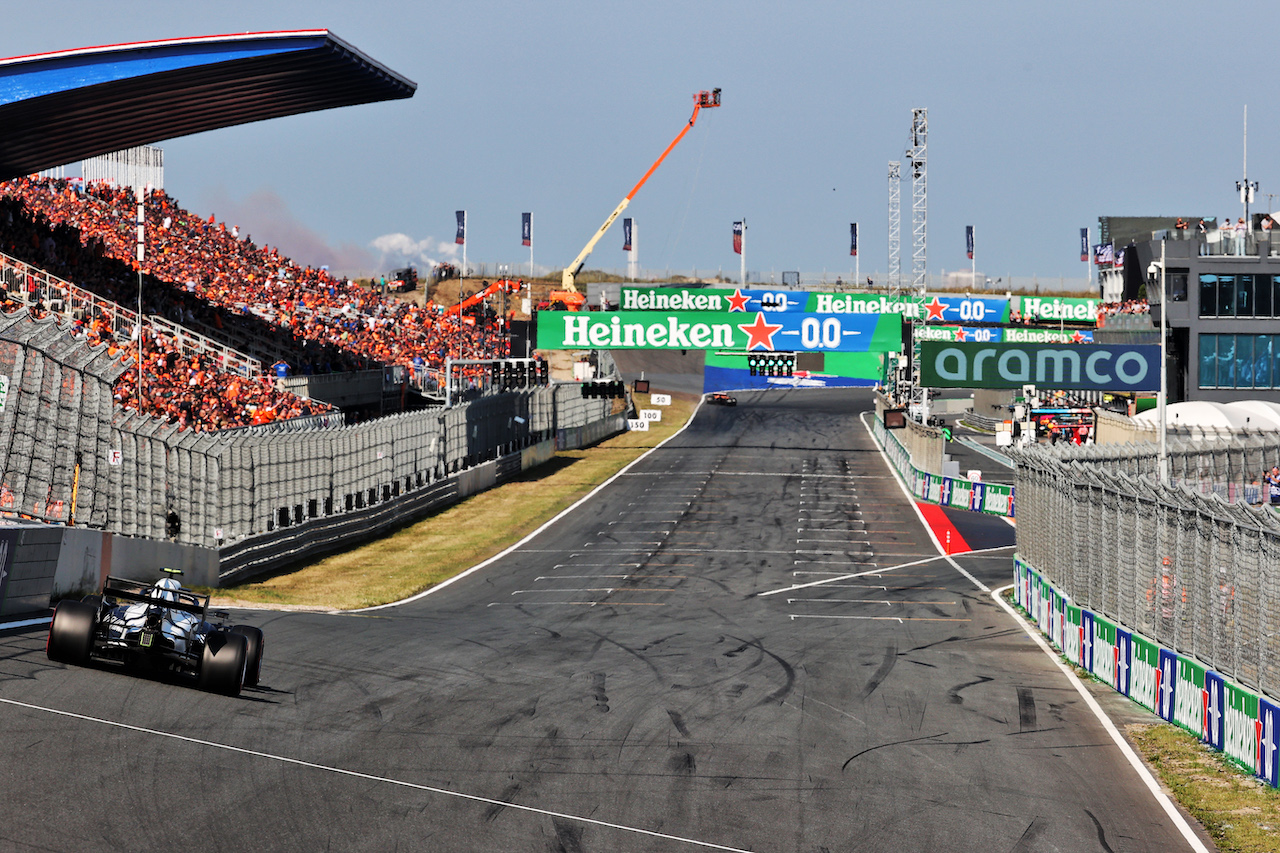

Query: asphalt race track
[0,388,1208,852]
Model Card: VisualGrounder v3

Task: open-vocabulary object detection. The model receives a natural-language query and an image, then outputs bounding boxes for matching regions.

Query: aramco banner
[919,342,1161,391]
[537,310,901,352]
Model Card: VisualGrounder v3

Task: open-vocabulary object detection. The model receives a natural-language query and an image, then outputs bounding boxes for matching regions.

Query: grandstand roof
[0,30,416,180]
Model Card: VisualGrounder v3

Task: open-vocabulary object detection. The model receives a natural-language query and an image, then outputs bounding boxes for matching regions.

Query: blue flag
[850,222,858,257]
[521,212,531,247]
[455,210,465,245]
[623,218,632,252]
[965,225,974,260]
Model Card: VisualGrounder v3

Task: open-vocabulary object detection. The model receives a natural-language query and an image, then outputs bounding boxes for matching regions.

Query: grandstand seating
[0,176,512,431]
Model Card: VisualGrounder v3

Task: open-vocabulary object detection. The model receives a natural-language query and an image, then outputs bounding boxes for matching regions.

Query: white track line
[857,410,1209,853]
[989,586,1211,853]
[353,396,706,613]
[0,616,52,630]
[0,696,750,852]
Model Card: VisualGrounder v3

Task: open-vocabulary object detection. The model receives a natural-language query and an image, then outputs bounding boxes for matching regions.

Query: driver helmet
[153,577,181,603]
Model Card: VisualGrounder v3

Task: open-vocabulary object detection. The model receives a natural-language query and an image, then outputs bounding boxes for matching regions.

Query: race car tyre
[198,631,248,697]
[230,625,264,687]
[47,600,97,665]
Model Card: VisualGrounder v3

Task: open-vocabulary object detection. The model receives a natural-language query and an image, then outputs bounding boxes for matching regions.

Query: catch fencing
[1010,442,1280,697]
[1044,419,1280,506]
[0,310,620,564]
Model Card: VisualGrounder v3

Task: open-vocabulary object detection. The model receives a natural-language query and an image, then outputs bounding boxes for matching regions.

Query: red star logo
[924,297,948,321]
[953,327,967,341]
[1071,331,1087,344]
[726,288,750,312]
[738,312,784,351]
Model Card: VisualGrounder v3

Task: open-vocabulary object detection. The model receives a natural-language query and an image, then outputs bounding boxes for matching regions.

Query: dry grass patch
[1130,722,1280,852]
[211,391,699,610]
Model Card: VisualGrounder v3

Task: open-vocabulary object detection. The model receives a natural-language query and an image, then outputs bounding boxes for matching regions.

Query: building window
[1199,273,1280,318]
[1218,274,1236,317]
[1257,276,1271,313]
[1256,335,1273,388]
[1199,333,1280,389]
[1238,274,1255,316]
[1200,274,1217,316]
[1199,334,1217,386]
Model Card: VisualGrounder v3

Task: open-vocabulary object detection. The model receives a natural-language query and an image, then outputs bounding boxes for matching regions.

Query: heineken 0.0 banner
[919,342,1161,391]
[1015,296,1100,325]
[915,325,1095,344]
[620,286,925,317]
[538,310,902,352]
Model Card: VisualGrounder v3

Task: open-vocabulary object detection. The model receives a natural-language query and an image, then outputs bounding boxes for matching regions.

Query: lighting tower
[907,108,927,293]
[887,161,901,294]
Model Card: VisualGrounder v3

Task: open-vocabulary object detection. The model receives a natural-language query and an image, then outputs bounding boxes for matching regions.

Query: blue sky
[4,1,1277,284]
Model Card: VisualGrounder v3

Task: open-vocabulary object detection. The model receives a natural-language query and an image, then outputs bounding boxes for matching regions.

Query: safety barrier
[0,311,619,550]
[0,247,261,377]
[1014,555,1280,788]
[870,413,1016,518]
[1010,444,1280,697]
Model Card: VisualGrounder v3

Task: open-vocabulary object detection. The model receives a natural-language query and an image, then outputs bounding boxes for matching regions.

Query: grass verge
[1129,722,1280,852]
[209,391,698,611]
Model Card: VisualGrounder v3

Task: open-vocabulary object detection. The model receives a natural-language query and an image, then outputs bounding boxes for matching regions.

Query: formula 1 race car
[707,392,737,406]
[46,569,263,696]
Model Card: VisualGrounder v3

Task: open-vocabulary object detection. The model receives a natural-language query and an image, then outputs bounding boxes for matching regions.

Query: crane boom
[561,89,720,293]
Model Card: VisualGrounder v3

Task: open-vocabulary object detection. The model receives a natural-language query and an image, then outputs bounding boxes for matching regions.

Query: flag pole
[740,218,746,286]
[971,225,976,290]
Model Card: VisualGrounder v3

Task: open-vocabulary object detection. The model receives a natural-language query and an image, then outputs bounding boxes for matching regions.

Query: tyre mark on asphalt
[1017,686,1037,732]
[861,643,898,700]
[727,635,796,707]
[1084,808,1116,853]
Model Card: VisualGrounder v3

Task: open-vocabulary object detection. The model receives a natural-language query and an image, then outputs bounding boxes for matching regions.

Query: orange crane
[558,88,721,296]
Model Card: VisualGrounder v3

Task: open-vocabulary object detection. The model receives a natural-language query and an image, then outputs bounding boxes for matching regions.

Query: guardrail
[0,248,261,377]
[870,413,1016,517]
[1014,555,1280,789]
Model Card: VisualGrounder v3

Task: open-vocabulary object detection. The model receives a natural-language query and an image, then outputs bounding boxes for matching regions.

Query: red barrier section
[915,502,972,554]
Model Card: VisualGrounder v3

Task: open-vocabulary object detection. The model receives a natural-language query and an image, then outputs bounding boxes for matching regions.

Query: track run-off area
[0,388,1211,852]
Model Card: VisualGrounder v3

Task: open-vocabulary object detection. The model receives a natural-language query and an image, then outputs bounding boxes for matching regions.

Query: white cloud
[370,233,461,270]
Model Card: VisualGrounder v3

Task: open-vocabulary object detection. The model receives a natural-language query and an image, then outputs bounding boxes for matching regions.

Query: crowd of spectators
[0,176,511,431]
[1098,298,1149,318]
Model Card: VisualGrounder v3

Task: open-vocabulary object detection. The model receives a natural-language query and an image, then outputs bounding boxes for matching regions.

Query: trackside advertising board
[620,287,927,317]
[537,310,902,353]
[913,471,1014,516]
[619,288,1100,326]
[874,416,1015,517]
[703,351,884,392]
[920,342,1161,391]
[1012,554,1280,787]
[914,325,1095,344]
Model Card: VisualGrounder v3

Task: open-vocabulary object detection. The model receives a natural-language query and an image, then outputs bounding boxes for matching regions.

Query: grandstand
[0,176,521,429]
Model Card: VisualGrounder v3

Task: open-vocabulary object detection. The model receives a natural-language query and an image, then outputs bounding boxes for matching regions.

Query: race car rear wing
[101,576,209,618]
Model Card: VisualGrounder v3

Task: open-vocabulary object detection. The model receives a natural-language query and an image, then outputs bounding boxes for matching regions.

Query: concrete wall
[0,523,219,617]
[0,525,62,616]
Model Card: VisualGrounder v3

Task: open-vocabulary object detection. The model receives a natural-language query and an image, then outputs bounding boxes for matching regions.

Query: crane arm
[562,90,719,292]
